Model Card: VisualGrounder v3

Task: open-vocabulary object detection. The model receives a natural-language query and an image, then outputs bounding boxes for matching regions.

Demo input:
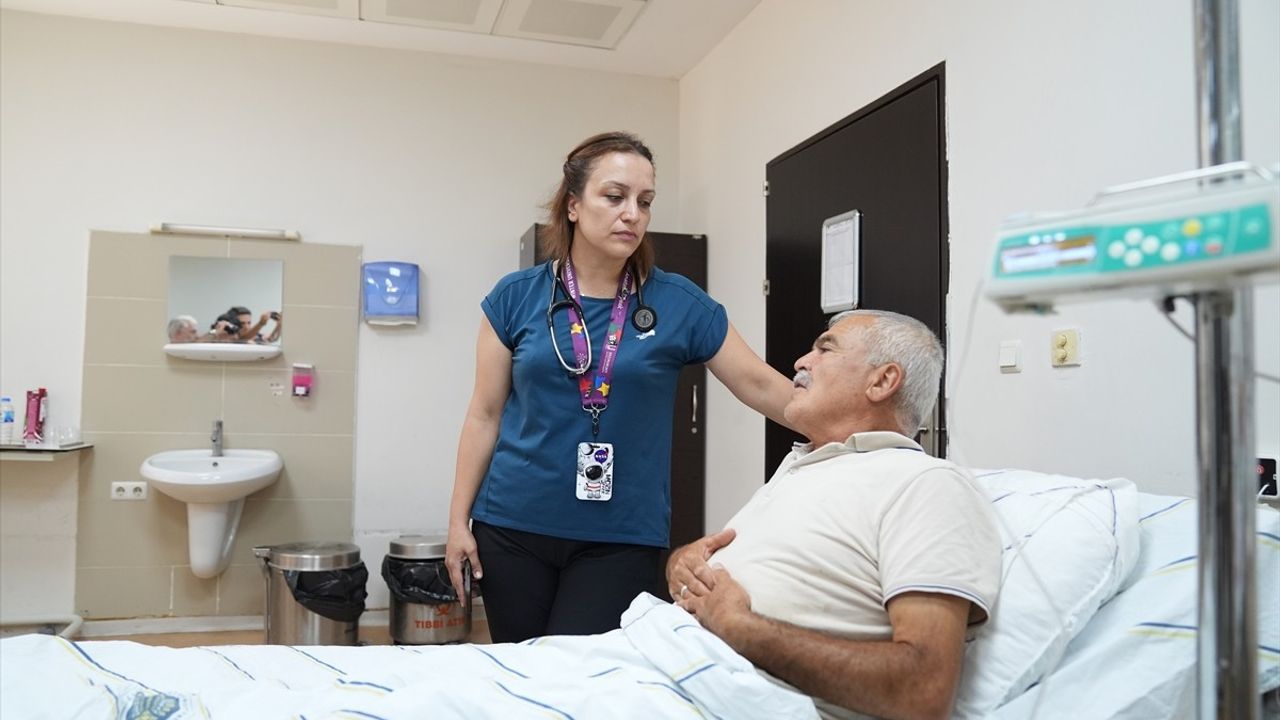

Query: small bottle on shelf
[0,396,15,445]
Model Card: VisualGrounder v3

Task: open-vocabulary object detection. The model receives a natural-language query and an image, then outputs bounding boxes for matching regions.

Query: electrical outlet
[1051,328,1081,367]
[999,340,1022,373]
[110,481,148,501]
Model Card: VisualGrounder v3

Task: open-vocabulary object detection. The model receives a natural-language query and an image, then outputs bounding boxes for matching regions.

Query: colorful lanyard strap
[561,259,633,437]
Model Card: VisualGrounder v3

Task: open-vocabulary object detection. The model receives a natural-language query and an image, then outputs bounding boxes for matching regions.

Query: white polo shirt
[710,431,1001,643]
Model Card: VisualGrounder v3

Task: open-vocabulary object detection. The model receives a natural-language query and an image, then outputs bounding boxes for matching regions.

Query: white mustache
[793,369,811,389]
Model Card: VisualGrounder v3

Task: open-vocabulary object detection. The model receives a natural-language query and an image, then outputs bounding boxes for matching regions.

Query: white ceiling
[0,0,762,78]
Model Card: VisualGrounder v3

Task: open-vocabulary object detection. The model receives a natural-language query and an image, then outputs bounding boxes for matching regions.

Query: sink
[140,449,283,578]
[142,449,282,503]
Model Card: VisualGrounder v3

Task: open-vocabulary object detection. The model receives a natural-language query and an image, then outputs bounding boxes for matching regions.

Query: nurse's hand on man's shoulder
[666,527,736,603]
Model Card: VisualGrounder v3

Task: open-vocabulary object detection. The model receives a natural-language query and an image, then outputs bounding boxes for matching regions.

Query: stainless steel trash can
[253,541,366,646]
[383,535,470,645]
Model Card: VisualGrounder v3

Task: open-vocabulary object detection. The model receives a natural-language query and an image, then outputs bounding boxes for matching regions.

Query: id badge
[576,442,614,501]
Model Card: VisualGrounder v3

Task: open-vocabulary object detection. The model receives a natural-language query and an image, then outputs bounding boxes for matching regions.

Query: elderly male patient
[668,310,1000,720]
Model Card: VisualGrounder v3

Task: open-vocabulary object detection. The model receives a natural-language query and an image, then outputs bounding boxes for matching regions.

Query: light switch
[1051,328,1081,367]
[999,340,1022,373]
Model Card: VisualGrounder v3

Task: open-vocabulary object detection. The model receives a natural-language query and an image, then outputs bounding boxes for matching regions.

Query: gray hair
[166,315,198,341]
[828,309,943,435]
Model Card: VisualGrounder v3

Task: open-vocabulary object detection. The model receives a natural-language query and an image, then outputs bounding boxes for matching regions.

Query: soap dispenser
[292,364,314,398]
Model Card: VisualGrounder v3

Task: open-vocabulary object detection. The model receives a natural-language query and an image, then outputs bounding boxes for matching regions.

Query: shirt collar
[788,431,923,468]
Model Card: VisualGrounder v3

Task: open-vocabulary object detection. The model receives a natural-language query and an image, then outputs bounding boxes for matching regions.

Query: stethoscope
[546,261,658,376]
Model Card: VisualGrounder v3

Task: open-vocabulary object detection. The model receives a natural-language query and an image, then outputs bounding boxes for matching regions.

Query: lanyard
[561,259,633,437]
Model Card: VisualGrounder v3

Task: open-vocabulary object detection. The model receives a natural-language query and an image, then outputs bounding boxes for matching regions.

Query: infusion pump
[986,163,1280,313]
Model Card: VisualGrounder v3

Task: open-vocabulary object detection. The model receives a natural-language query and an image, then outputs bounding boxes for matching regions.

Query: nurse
[445,131,793,642]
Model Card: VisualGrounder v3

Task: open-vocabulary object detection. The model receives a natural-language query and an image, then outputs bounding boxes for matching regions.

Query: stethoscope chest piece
[631,305,657,333]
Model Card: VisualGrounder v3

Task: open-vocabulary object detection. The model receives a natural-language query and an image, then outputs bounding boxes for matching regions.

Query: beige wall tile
[217,563,266,617]
[233,434,354,500]
[81,433,353,502]
[0,535,76,618]
[263,305,359,373]
[84,297,170,366]
[88,231,225,300]
[77,494,189,567]
[173,569,219,616]
[230,499,353,563]
[230,241,361,308]
[77,432,211,501]
[0,455,79,537]
[77,566,172,619]
[76,234,359,621]
[222,369,355,435]
[82,365,222,433]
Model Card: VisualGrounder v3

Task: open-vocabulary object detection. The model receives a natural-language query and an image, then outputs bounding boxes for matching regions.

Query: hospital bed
[2,468,1277,720]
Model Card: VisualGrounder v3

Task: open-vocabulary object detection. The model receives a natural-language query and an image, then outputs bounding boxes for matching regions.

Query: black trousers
[471,520,664,643]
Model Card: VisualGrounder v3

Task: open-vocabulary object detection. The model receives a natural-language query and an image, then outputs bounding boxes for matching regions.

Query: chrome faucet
[211,420,223,457]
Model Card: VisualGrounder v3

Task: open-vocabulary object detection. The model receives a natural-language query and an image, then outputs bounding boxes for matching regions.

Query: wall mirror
[165,256,284,362]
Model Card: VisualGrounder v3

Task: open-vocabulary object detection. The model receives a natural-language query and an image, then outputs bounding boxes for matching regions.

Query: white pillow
[991,494,1280,718]
[952,468,1140,718]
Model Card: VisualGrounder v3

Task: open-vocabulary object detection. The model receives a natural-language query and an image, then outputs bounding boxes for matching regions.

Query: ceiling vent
[493,0,646,48]
[218,0,359,20]
[361,0,504,34]
[211,0,647,49]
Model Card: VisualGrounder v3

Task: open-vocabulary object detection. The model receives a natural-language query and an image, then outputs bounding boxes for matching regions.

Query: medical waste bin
[382,535,470,645]
[253,541,367,646]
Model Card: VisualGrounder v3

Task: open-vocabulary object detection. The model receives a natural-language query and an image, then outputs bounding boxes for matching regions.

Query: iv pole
[1192,0,1258,717]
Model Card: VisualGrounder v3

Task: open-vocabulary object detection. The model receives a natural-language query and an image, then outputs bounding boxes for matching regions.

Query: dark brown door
[764,64,949,478]
[646,231,708,552]
[520,226,707,552]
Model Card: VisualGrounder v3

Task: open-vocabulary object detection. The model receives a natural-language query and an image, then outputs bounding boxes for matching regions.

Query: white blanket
[0,593,818,720]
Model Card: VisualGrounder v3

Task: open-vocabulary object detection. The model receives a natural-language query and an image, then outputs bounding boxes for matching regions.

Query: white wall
[681,0,1280,527]
[0,10,678,610]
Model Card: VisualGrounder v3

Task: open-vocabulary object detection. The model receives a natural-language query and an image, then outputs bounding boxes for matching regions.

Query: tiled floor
[94,621,491,648]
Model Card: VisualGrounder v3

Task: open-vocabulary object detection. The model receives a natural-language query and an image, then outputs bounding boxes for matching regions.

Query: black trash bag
[381,556,459,604]
[283,563,368,623]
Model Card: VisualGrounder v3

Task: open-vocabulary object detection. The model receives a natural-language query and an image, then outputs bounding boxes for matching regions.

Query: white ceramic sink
[142,449,282,503]
[140,448,283,578]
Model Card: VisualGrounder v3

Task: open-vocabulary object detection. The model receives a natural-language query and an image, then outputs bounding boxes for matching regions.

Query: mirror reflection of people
[214,306,261,342]
[445,131,797,644]
[169,314,239,344]
[169,314,238,343]
[166,315,200,343]
[262,311,282,344]
[212,306,280,344]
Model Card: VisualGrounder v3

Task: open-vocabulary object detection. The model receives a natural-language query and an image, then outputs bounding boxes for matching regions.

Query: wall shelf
[0,444,93,462]
[164,343,281,362]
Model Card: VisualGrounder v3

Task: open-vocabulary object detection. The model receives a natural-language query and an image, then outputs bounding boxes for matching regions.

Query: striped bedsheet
[0,593,818,720]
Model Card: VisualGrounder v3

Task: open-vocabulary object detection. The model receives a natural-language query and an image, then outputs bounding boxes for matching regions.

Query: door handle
[691,384,698,433]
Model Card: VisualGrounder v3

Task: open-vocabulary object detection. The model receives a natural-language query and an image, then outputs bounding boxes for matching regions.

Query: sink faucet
[211,420,223,457]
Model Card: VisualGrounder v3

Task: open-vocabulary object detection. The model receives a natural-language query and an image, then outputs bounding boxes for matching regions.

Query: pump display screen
[1000,235,1098,275]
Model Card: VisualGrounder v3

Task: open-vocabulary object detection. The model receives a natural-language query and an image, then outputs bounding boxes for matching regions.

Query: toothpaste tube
[23,388,46,444]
